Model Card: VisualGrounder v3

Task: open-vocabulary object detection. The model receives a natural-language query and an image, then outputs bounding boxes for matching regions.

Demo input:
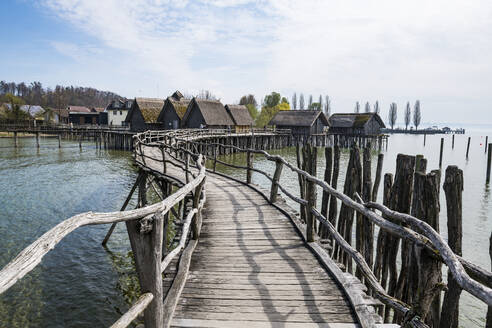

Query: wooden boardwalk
[140,145,373,327]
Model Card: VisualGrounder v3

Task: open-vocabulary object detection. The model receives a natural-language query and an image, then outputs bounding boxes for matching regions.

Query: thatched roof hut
[182,98,234,129]
[268,110,329,135]
[328,113,385,135]
[157,91,191,129]
[225,105,254,126]
[125,97,165,131]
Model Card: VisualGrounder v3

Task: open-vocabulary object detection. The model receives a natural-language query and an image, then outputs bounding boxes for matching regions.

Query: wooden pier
[0,129,491,328]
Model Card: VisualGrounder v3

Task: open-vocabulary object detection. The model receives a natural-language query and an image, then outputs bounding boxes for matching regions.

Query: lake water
[1,129,491,327]
[0,137,138,327]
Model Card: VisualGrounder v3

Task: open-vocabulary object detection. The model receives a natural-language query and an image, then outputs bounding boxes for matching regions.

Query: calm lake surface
[0,137,138,327]
[1,128,491,327]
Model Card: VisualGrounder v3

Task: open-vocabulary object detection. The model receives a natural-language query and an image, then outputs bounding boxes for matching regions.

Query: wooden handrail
[110,293,154,328]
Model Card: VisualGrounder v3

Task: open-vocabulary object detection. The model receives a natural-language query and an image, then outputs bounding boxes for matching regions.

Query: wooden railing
[1,128,490,328]
[0,130,207,328]
[152,131,492,328]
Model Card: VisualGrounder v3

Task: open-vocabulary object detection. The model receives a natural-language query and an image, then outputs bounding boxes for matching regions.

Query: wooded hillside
[0,81,125,108]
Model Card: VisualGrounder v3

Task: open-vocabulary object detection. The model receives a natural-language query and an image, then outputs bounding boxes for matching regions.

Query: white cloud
[38,0,492,123]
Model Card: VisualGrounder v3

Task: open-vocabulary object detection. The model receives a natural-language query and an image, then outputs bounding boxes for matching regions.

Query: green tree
[245,103,258,120]
[255,92,290,127]
[2,93,27,121]
[263,92,281,108]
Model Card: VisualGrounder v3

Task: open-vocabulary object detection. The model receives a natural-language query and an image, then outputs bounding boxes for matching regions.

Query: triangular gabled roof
[225,104,254,126]
[329,113,385,129]
[125,97,165,123]
[268,110,329,127]
[183,98,234,126]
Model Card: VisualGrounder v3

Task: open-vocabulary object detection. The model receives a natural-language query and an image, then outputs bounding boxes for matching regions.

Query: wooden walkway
[140,145,372,327]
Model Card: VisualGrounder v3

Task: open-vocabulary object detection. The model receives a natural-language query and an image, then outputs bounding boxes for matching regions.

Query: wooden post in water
[466,136,471,159]
[270,159,284,203]
[440,166,464,328]
[320,147,333,238]
[424,133,426,146]
[36,131,40,148]
[372,153,384,202]
[452,134,455,149]
[327,145,340,251]
[213,145,218,172]
[58,134,61,148]
[296,143,307,223]
[439,137,444,169]
[305,145,317,242]
[246,150,253,184]
[487,144,492,184]
[487,233,492,328]
[125,172,164,328]
[384,154,415,322]
[14,131,18,148]
[361,146,373,280]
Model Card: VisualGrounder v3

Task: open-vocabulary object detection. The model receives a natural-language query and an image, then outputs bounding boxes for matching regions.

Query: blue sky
[1,0,492,125]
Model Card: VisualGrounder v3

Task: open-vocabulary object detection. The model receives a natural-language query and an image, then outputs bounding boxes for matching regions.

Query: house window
[113,110,117,115]
[120,111,122,115]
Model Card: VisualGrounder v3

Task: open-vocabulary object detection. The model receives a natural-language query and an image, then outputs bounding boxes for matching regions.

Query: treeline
[290,92,331,117]
[238,92,291,127]
[0,81,125,109]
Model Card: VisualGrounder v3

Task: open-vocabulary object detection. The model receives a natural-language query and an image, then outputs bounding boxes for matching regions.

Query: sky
[1,0,492,125]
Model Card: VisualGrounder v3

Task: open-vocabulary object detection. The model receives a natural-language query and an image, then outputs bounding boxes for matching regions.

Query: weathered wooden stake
[440,165,464,328]
[125,172,164,328]
[296,143,307,223]
[320,147,333,238]
[424,133,426,146]
[58,134,61,148]
[486,136,489,154]
[372,153,384,202]
[36,132,40,148]
[487,233,492,328]
[213,145,218,172]
[384,154,415,323]
[439,137,444,169]
[14,131,18,147]
[192,178,205,240]
[328,145,340,252]
[466,136,471,159]
[270,159,284,203]
[361,146,373,281]
[487,144,492,184]
[102,172,143,246]
[452,134,455,149]
[305,145,317,242]
[246,150,253,184]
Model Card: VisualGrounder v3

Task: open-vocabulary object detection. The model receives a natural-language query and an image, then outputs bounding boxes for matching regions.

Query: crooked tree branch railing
[0,130,207,328]
[143,130,492,328]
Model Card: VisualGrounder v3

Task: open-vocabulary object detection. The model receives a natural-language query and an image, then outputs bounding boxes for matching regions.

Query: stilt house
[268,110,329,135]
[328,113,385,135]
[157,91,191,129]
[124,98,165,132]
[225,104,254,133]
[182,98,234,129]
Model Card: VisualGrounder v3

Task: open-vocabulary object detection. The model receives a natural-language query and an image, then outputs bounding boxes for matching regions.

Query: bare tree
[364,101,371,113]
[404,101,411,130]
[292,93,297,110]
[413,100,422,130]
[308,95,313,109]
[318,95,323,111]
[299,93,305,110]
[354,101,360,113]
[373,100,380,114]
[388,102,397,130]
[197,89,219,100]
[324,95,331,116]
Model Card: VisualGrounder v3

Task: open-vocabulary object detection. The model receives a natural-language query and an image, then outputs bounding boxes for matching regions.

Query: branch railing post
[246,149,253,184]
[270,159,284,203]
[213,145,218,172]
[192,178,205,240]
